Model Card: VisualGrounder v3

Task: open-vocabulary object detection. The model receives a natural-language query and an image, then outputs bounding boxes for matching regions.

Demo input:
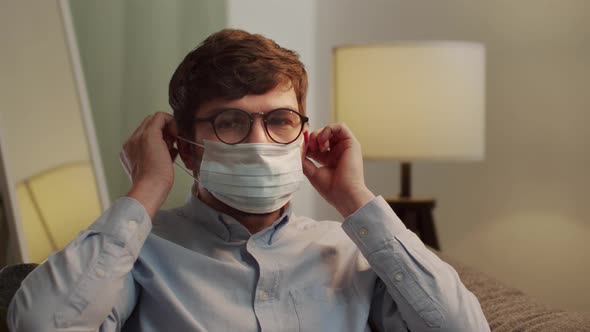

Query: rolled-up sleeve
[7,197,151,332]
[342,196,489,331]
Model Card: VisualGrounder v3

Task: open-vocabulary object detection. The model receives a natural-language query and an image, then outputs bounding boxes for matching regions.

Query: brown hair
[169,29,308,136]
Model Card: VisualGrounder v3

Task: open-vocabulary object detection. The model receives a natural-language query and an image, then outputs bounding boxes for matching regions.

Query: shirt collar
[180,190,292,244]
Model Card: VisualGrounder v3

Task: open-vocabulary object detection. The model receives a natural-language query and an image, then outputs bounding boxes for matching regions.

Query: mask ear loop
[173,136,205,183]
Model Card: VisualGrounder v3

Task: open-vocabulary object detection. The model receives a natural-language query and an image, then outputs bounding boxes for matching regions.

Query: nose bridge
[247,112,270,143]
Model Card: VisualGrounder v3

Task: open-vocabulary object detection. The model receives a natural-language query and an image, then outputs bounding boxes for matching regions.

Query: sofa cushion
[435,251,590,331]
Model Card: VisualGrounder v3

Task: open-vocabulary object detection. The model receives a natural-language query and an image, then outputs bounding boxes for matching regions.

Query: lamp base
[386,197,440,250]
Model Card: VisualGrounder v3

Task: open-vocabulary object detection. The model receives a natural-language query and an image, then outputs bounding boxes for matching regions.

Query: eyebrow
[198,106,299,118]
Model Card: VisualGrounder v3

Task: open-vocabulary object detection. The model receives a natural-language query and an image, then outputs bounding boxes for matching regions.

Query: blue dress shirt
[8,194,489,331]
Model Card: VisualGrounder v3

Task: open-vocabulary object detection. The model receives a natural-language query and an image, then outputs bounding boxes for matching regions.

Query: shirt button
[127,220,137,232]
[358,227,369,237]
[259,291,269,301]
[96,268,106,278]
[394,273,404,282]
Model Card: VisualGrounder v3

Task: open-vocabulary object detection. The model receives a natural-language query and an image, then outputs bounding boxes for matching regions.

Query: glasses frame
[194,108,309,145]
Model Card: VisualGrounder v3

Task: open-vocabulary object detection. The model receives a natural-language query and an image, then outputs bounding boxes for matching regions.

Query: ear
[177,138,197,171]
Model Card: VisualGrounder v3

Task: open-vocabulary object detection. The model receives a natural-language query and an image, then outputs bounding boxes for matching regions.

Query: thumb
[302,157,318,179]
[303,157,332,191]
[303,157,333,202]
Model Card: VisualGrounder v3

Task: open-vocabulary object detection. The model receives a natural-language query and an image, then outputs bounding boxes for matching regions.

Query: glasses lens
[266,109,303,144]
[213,109,250,144]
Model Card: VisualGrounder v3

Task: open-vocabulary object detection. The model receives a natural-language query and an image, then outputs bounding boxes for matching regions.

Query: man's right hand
[120,112,178,218]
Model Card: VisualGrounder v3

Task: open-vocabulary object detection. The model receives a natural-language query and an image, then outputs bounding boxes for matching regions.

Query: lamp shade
[333,42,485,161]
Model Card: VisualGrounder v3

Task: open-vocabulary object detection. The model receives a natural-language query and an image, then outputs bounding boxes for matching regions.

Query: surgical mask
[175,137,304,214]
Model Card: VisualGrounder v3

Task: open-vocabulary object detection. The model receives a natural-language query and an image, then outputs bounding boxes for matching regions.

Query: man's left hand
[303,123,375,218]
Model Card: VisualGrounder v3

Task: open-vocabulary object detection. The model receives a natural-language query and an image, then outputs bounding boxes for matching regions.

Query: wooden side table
[386,197,440,250]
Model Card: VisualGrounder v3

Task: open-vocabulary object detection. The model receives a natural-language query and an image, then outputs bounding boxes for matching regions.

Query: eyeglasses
[194,108,309,144]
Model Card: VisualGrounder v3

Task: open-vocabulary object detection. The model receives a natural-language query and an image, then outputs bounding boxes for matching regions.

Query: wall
[69,0,227,209]
[315,0,590,311]
[0,0,104,263]
[0,0,91,182]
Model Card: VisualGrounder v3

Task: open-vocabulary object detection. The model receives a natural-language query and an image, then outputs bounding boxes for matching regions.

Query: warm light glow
[333,42,485,160]
[17,162,101,262]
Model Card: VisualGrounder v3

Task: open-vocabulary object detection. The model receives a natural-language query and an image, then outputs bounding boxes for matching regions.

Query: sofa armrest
[1,264,39,332]
[0,263,39,308]
[431,249,590,331]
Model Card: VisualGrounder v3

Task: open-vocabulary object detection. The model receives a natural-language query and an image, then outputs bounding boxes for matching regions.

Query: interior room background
[1,0,588,313]
[308,0,590,312]
[68,0,227,211]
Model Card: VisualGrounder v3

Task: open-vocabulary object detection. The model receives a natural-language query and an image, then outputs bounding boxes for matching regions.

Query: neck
[194,185,283,234]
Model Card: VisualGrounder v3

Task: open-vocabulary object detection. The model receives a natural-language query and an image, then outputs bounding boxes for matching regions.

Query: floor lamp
[333,42,485,250]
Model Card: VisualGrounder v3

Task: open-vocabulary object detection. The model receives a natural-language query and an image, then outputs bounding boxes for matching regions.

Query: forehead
[198,82,298,117]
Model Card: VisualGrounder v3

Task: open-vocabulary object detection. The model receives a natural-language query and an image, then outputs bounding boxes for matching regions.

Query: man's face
[178,82,307,173]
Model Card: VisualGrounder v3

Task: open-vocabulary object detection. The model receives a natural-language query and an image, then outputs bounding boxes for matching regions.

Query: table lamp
[333,42,485,249]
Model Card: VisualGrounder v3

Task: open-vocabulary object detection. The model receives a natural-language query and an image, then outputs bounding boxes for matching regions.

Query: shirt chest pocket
[289,285,356,332]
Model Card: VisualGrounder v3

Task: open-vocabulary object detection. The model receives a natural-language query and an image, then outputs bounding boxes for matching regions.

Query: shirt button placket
[251,238,277,332]
[358,227,369,237]
[259,290,269,301]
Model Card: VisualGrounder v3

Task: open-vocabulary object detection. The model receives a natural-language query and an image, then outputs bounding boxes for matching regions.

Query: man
[8,29,489,331]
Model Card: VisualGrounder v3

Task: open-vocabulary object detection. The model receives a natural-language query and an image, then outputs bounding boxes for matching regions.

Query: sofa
[1,251,589,331]
[433,251,590,331]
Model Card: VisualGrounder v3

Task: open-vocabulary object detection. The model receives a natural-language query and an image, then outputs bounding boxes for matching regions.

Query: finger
[163,120,178,150]
[320,123,353,147]
[164,117,178,137]
[130,114,155,142]
[303,131,309,151]
[315,124,344,152]
[161,115,181,162]
[305,128,331,164]
[140,113,176,155]
[155,115,179,163]
[317,127,333,152]
[307,129,320,152]
[321,123,359,153]
[305,125,355,167]
[326,123,355,143]
[145,112,174,135]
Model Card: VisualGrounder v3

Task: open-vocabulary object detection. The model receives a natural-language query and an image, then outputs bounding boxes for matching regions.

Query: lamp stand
[386,162,440,250]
